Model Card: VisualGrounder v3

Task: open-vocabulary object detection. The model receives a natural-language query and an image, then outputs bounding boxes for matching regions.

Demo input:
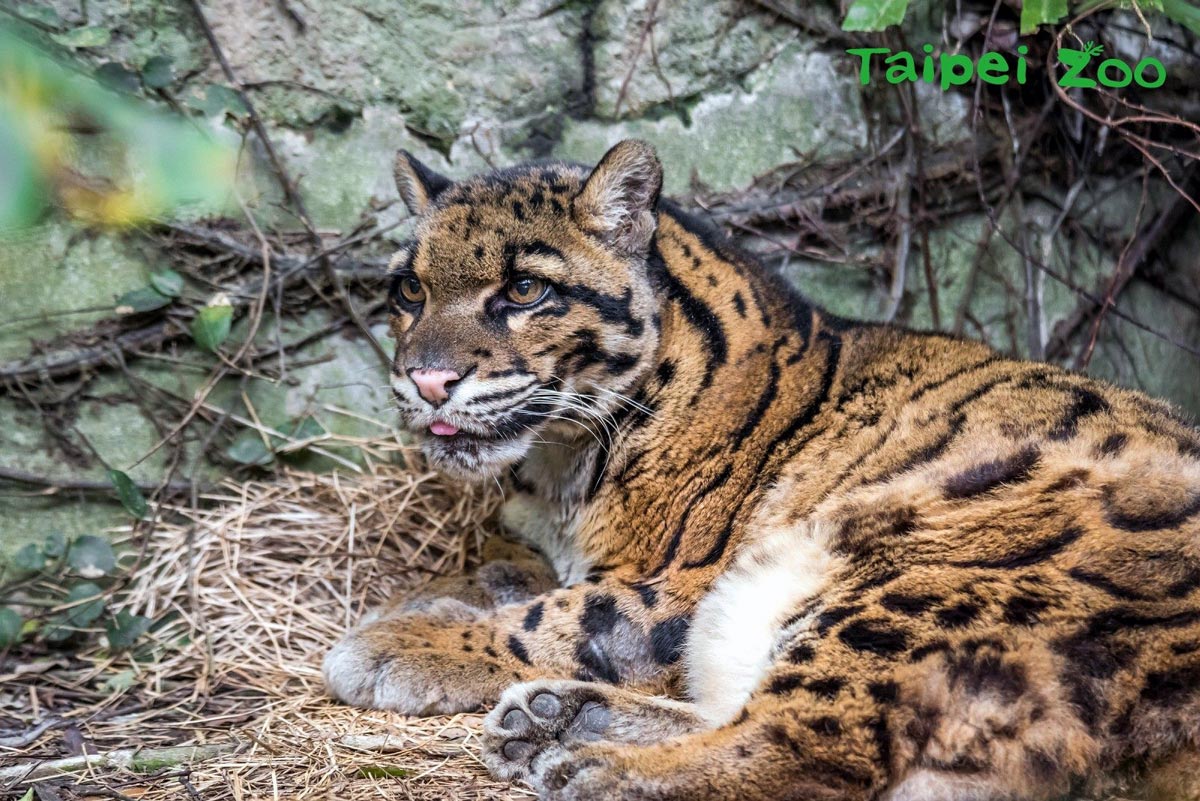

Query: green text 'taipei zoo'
[848,43,1167,90]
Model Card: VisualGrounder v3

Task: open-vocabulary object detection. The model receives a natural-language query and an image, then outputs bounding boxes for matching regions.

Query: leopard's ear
[393,150,453,216]
[572,139,663,257]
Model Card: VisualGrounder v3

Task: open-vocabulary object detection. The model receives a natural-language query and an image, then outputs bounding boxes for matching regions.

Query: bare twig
[612,0,660,118]
[185,0,390,369]
[883,131,915,322]
[1046,170,1198,362]
[0,743,238,785]
[0,466,204,495]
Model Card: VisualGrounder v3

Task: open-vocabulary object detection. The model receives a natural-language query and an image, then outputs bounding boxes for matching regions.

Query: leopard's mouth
[413,421,533,479]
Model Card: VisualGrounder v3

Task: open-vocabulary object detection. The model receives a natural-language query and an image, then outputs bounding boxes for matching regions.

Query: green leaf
[0,101,48,230]
[0,607,24,648]
[191,301,233,352]
[115,286,172,314]
[226,430,275,466]
[1162,0,1200,33]
[842,0,910,30]
[42,619,75,643]
[13,543,45,572]
[357,765,410,779]
[189,84,249,119]
[272,415,328,448]
[150,269,184,297]
[68,535,117,578]
[106,610,152,650]
[50,25,112,49]
[95,62,140,93]
[141,55,175,89]
[108,469,149,519]
[16,4,62,27]
[15,787,34,801]
[43,531,68,558]
[291,416,327,440]
[64,582,106,627]
[1020,0,1069,33]
[101,668,138,692]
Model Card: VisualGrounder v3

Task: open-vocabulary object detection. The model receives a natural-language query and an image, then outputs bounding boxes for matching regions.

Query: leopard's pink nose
[408,368,461,406]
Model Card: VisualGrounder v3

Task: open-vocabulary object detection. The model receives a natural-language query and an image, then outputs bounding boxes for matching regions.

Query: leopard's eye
[506,275,547,305]
[399,275,426,304]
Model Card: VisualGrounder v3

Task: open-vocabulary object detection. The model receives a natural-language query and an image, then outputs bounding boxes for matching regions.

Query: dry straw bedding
[0,442,533,800]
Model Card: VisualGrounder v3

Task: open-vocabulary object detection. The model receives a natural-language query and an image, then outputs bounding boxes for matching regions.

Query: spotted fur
[324,140,1200,801]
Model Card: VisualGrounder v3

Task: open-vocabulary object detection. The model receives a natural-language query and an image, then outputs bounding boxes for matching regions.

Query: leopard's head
[386,140,664,479]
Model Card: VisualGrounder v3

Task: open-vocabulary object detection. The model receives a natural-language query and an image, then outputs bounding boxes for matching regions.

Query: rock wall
[2,0,1198,559]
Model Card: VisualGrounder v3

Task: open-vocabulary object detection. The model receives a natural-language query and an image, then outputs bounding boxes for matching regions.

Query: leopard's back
[679,316,1200,797]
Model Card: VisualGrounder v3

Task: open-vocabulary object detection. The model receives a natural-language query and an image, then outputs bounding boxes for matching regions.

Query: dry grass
[0,441,535,800]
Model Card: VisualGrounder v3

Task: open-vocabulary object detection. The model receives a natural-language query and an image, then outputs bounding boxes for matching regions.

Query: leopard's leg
[321,567,700,714]
[507,628,1102,801]
[504,553,1122,801]
[370,535,560,622]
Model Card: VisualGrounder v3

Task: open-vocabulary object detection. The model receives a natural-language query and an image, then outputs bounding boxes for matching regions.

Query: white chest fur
[500,440,600,586]
[499,492,592,585]
[685,519,844,726]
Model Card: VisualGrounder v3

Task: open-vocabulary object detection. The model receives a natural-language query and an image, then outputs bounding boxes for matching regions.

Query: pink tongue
[430,421,459,437]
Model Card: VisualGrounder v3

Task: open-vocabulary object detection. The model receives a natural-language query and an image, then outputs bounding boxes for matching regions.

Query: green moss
[0,222,149,362]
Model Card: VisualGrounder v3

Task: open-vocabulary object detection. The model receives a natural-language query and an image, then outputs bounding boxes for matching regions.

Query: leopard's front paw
[482,681,613,782]
[323,626,483,715]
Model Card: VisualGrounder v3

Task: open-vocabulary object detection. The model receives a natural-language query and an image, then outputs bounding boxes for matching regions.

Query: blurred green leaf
[95,61,140,93]
[226,430,275,466]
[115,286,172,314]
[43,531,68,559]
[141,55,175,89]
[0,607,23,648]
[191,301,233,352]
[16,4,62,27]
[0,106,47,230]
[0,28,237,231]
[1161,0,1200,33]
[13,543,45,572]
[1020,0,1069,32]
[106,610,152,650]
[50,25,111,49]
[842,0,909,30]
[108,469,149,518]
[149,269,184,297]
[68,535,117,578]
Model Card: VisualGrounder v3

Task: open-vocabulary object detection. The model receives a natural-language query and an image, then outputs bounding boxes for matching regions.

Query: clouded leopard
[323,140,1200,801]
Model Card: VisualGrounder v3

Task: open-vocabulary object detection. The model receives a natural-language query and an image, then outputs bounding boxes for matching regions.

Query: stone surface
[557,43,869,194]
[589,0,797,119]
[267,106,450,232]
[203,0,588,136]
[0,223,151,362]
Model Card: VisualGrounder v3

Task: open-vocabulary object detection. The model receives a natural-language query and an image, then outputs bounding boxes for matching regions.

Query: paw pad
[502,708,530,731]
[502,740,535,762]
[530,692,562,718]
